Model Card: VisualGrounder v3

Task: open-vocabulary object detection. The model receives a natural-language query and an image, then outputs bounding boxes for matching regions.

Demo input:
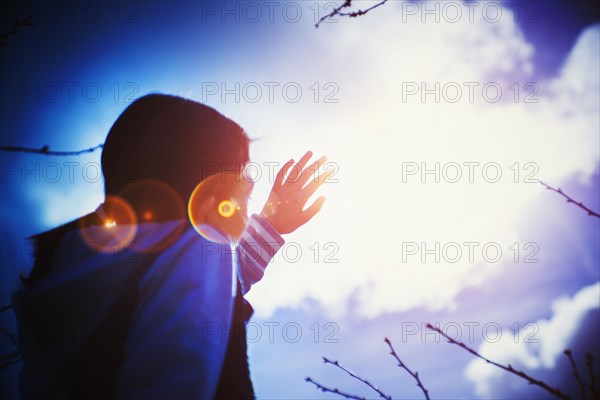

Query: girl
[12,94,329,399]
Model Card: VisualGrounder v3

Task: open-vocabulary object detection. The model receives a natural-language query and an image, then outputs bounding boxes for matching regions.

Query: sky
[1,0,599,399]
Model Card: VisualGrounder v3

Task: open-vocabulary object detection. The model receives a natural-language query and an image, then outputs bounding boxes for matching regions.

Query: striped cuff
[237,214,285,295]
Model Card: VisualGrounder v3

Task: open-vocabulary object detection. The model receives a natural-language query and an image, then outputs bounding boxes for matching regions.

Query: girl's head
[25,94,251,287]
[99,93,253,241]
[101,93,250,204]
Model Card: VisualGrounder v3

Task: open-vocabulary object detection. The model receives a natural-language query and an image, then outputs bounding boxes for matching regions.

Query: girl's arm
[236,213,284,295]
[236,150,331,295]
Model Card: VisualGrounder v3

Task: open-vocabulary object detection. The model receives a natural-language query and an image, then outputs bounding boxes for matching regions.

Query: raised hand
[260,150,332,235]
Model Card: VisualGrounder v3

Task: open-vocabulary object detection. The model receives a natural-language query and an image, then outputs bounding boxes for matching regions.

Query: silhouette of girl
[12,94,329,399]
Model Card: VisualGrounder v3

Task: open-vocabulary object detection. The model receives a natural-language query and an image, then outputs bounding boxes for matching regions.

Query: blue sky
[1,1,599,399]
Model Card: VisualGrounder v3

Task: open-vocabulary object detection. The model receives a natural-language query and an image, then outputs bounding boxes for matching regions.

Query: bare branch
[338,0,389,18]
[0,143,104,156]
[315,0,388,28]
[0,16,33,46]
[586,353,599,400]
[322,357,392,400]
[426,323,573,400]
[305,377,367,400]
[564,350,586,400]
[384,337,430,399]
[540,181,600,218]
[315,0,351,28]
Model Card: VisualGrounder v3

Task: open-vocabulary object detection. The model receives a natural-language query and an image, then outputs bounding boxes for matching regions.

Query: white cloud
[465,281,600,397]
[244,5,600,319]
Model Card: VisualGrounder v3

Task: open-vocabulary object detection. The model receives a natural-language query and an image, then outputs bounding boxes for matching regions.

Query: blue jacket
[12,214,284,399]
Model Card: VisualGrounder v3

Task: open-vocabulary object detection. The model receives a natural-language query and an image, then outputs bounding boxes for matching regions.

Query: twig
[0,304,13,314]
[322,357,392,400]
[540,181,600,218]
[586,353,599,400]
[0,143,103,156]
[426,323,573,400]
[338,0,388,18]
[564,350,586,400]
[305,377,367,400]
[384,337,430,399]
[315,0,351,28]
[315,0,388,28]
[0,16,33,46]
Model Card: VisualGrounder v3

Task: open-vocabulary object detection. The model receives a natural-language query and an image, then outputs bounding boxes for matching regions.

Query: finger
[285,150,313,184]
[273,159,295,188]
[294,155,327,188]
[297,196,326,227]
[300,167,335,199]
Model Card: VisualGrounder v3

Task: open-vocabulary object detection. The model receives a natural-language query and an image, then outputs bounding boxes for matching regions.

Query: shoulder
[129,221,233,282]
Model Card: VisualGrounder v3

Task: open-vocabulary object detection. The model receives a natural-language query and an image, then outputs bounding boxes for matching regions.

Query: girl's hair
[23,93,250,287]
[101,93,250,199]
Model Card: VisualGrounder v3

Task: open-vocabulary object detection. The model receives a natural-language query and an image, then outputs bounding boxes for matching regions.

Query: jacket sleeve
[114,229,234,400]
[236,213,285,295]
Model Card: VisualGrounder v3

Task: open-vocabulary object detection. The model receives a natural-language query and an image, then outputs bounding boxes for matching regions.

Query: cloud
[245,5,600,319]
[465,281,600,397]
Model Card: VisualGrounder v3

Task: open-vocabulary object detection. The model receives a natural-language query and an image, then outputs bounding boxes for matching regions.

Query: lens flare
[78,195,137,253]
[188,172,251,243]
[218,200,236,218]
[118,179,186,253]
